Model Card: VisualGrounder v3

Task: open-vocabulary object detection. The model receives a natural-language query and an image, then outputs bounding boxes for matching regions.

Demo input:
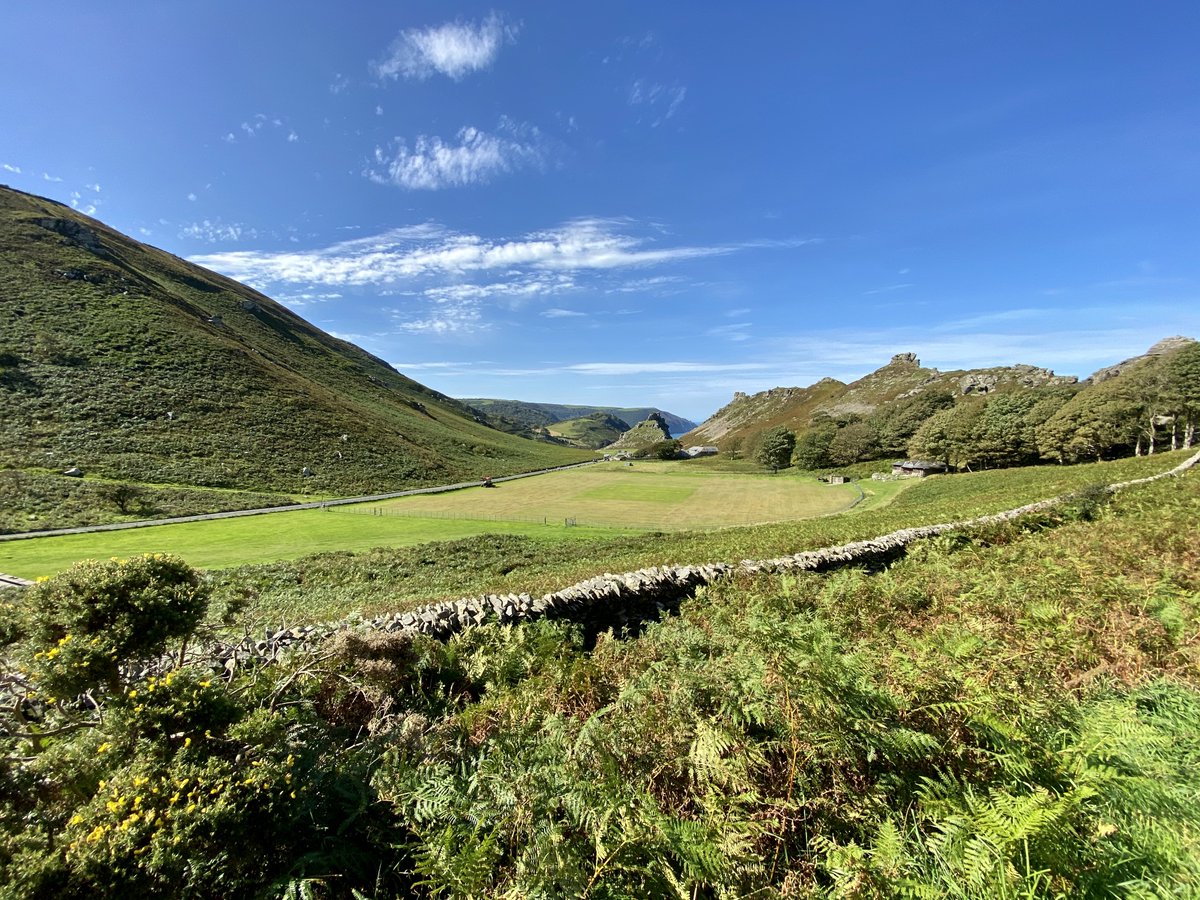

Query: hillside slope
[545,412,629,449]
[462,399,697,435]
[685,352,1078,449]
[0,186,590,496]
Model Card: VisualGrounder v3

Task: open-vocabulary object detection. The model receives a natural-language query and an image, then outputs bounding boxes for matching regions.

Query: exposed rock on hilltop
[1089,335,1198,383]
[686,354,1077,450]
[608,413,674,452]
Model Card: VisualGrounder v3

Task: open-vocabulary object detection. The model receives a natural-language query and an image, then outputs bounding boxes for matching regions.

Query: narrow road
[0,461,600,543]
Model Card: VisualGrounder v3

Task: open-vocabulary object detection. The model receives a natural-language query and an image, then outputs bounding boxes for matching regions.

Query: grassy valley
[2,178,1199,900]
[0,187,590,528]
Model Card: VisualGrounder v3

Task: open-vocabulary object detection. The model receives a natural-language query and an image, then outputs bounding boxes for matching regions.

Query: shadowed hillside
[0,186,590,498]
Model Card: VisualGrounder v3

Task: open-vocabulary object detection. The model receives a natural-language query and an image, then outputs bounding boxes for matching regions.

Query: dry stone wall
[201,449,1200,672]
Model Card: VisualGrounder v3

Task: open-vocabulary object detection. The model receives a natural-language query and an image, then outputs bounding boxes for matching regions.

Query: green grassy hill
[546,411,629,448]
[462,398,697,434]
[0,186,590,504]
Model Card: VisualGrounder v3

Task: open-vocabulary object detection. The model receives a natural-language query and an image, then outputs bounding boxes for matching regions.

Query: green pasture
[0,508,630,580]
[0,461,861,578]
[363,461,861,529]
[2,451,1189,585]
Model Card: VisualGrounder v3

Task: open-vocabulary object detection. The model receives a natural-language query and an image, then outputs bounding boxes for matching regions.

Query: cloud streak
[373,13,516,81]
[191,218,808,289]
[365,121,543,190]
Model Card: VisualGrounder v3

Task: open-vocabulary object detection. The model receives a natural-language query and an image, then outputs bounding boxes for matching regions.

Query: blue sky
[2,2,1198,422]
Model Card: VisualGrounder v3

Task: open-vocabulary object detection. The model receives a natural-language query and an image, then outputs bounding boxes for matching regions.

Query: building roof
[896,459,947,470]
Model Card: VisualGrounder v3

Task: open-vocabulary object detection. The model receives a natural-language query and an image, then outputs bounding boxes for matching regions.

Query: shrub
[23,555,209,697]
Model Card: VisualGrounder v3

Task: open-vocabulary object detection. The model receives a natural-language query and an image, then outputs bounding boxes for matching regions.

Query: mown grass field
[0,462,863,579]
[362,461,861,529]
[0,509,631,579]
[2,451,1190,602]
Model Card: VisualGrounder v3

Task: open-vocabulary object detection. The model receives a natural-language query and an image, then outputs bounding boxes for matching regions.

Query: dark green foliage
[21,554,209,695]
[868,388,956,455]
[792,421,836,469]
[755,425,795,471]
[827,420,879,465]
[635,438,683,460]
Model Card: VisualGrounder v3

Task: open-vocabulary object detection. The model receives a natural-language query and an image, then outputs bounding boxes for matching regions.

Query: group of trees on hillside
[758,343,1200,472]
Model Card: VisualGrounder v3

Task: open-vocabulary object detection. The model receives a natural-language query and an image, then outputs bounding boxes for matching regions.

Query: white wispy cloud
[68,191,98,216]
[365,120,544,190]
[329,73,350,94]
[43,172,63,182]
[192,220,816,344]
[187,193,197,201]
[1,163,20,174]
[190,218,778,288]
[628,80,687,126]
[225,113,297,144]
[607,275,688,294]
[372,13,516,81]
[706,322,753,342]
[542,308,586,318]
[394,302,486,336]
[180,220,258,242]
[564,361,769,376]
[862,282,913,296]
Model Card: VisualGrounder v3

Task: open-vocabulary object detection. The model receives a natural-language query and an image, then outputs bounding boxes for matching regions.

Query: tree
[1162,342,1200,449]
[755,426,795,471]
[907,402,984,470]
[99,482,146,514]
[973,393,1042,469]
[792,423,837,470]
[1036,392,1139,463]
[869,390,956,456]
[21,554,210,697]
[641,439,683,460]
[828,422,879,466]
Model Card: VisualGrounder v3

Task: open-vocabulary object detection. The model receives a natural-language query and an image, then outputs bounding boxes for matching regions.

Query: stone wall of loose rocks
[200,449,1200,673]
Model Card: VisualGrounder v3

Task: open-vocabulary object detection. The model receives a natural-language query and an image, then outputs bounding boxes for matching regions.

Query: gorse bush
[22,554,209,696]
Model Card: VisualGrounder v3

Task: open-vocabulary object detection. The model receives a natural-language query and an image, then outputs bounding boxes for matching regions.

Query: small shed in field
[893,460,948,477]
[685,446,719,458]
[828,474,849,484]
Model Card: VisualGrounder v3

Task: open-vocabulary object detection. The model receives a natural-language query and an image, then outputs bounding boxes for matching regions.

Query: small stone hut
[892,460,948,477]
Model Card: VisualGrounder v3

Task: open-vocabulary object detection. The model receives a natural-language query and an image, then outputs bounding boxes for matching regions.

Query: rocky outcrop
[1090,336,1197,383]
[608,413,673,450]
[35,217,105,254]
